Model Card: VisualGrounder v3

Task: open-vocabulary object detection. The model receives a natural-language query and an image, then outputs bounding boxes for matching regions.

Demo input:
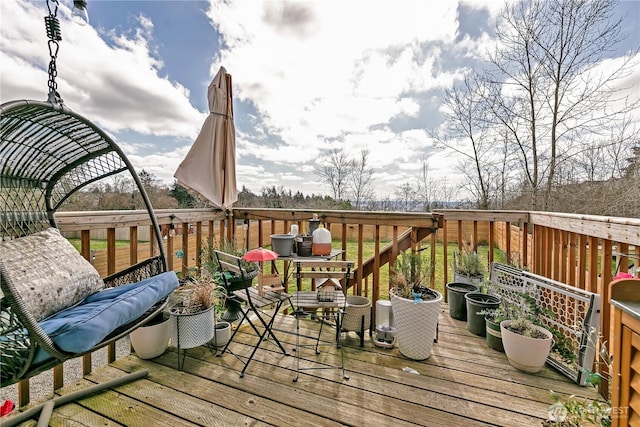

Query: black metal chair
[214,250,291,377]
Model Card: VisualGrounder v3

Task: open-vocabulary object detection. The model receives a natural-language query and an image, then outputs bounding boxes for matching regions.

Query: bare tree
[395,182,418,211]
[430,176,456,209]
[488,0,638,210]
[416,156,435,211]
[314,148,354,201]
[349,148,376,209]
[435,74,496,209]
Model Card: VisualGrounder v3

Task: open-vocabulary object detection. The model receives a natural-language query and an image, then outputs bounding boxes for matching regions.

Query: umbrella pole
[226,210,233,243]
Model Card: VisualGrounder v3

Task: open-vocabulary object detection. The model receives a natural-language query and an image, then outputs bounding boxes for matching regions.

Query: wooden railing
[9,208,639,405]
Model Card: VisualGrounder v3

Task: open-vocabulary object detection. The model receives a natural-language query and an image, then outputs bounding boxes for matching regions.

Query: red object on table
[242,247,279,262]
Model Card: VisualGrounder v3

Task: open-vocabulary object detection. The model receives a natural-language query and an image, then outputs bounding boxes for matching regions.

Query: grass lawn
[67,238,133,252]
[268,239,505,300]
[346,240,505,299]
[82,236,505,302]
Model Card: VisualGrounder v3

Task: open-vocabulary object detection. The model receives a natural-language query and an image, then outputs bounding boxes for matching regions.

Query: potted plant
[210,280,231,349]
[453,241,486,286]
[211,320,231,349]
[389,250,442,361]
[169,276,217,350]
[498,291,578,367]
[200,238,258,321]
[129,312,171,359]
[464,290,501,336]
[480,303,518,352]
[501,316,553,373]
[544,329,612,426]
[445,282,479,320]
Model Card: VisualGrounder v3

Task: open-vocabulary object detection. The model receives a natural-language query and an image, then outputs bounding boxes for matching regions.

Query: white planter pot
[130,317,170,359]
[453,272,484,287]
[169,306,215,349]
[342,296,371,332]
[211,321,231,348]
[390,290,442,360]
[500,320,553,373]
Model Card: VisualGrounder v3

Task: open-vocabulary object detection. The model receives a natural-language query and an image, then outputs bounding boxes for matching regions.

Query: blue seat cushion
[33,271,178,364]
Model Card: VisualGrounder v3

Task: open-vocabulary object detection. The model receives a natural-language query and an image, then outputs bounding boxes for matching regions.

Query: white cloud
[205,0,469,194]
[2,0,635,202]
[0,0,202,139]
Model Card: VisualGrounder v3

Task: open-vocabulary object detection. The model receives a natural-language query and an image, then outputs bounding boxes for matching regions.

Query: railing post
[578,234,588,287]
[489,221,495,266]
[357,224,364,296]
[129,226,138,266]
[373,224,380,303]
[195,222,202,275]
[182,221,189,277]
[167,231,174,271]
[521,221,529,270]
[599,240,614,397]
[442,221,449,292]
[107,228,116,276]
[430,226,437,289]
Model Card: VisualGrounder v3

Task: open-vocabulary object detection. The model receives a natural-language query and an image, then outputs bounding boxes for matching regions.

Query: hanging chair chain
[45,0,63,106]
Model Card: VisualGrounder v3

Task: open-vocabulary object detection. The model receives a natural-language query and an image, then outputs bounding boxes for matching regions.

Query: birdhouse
[257,272,284,296]
[316,278,341,302]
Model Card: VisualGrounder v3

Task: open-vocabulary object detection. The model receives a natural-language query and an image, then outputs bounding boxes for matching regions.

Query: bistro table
[290,260,353,382]
[276,249,344,290]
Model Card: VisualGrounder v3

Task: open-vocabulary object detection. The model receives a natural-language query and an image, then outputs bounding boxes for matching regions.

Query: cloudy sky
[1,0,638,201]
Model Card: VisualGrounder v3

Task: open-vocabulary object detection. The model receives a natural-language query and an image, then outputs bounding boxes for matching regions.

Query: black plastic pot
[446,282,479,320]
[464,293,501,336]
[221,270,258,321]
[225,270,258,292]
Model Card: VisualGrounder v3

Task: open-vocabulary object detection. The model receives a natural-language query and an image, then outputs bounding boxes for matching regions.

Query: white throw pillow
[0,228,105,321]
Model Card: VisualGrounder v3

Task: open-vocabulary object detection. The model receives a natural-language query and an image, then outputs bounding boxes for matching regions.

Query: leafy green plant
[479,302,519,324]
[390,250,434,299]
[543,330,612,427]
[199,237,257,275]
[483,286,577,364]
[518,292,577,365]
[505,316,550,339]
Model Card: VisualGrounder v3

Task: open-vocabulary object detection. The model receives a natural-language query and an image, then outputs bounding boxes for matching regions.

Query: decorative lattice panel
[490,263,600,386]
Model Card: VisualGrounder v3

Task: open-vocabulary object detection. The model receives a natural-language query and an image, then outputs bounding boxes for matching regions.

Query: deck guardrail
[6,208,639,405]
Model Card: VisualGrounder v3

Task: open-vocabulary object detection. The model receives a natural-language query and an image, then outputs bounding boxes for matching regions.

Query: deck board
[5,305,601,426]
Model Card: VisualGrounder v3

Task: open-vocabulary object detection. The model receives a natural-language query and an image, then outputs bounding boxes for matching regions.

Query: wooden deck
[10,304,600,426]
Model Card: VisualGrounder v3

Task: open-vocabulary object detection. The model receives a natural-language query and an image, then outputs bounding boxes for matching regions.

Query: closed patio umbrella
[174,66,237,210]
